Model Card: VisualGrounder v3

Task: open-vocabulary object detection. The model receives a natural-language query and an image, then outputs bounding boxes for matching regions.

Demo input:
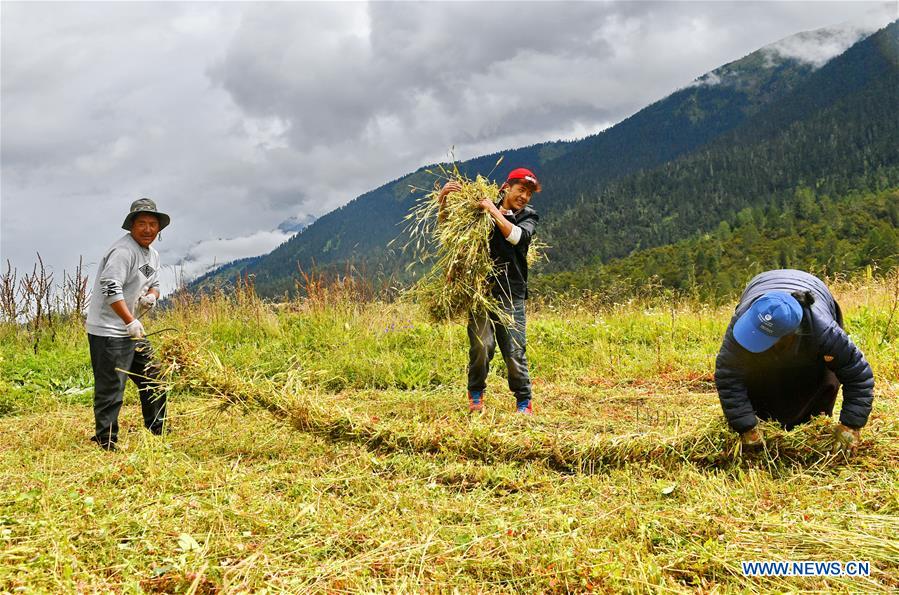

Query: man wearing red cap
[439,168,541,414]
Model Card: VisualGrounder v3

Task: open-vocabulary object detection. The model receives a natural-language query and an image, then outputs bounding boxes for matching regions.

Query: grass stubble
[0,275,897,592]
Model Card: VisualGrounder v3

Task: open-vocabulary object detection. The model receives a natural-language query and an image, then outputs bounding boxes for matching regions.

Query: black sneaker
[90,435,118,451]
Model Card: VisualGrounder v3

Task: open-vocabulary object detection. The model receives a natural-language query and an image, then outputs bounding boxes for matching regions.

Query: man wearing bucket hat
[85,198,171,450]
[714,269,874,454]
[438,168,541,415]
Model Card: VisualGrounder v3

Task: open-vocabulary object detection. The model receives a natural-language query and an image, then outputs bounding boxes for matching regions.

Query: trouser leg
[780,369,840,429]
[494,298,532,406]
[131,338,166,434]
[88,334,133,447]
[748,368,840,430]
[467,310,496,394]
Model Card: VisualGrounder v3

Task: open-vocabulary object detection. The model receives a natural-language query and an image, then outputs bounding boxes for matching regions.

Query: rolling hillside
[193,20,898,297]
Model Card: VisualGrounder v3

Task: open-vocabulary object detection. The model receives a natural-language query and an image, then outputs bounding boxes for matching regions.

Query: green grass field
[1,276,897,592]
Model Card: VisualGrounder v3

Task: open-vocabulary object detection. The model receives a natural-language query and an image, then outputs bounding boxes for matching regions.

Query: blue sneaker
[468,390,484,413]
[516,400,533,415]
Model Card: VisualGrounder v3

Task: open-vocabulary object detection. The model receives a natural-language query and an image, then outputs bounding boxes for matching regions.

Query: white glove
[138,293,157,309]
[740,426,763,448]
[126,319,146,339]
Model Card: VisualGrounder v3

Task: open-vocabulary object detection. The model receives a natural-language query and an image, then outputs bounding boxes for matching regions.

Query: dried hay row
[157,336,896,475]
[729,514,899,567]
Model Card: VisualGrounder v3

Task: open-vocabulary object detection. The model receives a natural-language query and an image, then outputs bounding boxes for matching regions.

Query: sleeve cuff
[100,278,125,305]
[505,225,522,245]
[730,414,759,434]
[839,412,867,429]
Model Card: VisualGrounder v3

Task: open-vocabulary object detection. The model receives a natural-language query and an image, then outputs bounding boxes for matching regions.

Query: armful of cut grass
[402,168,512,325]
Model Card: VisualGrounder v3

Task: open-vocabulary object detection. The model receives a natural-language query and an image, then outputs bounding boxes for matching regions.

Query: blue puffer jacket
[714,269,875,433]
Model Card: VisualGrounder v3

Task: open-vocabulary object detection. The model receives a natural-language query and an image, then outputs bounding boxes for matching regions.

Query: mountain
[194,20,898,298]
[535,187,899,302]
[541,19,899,272]
[277,214,317,234]
[175,214,318,286]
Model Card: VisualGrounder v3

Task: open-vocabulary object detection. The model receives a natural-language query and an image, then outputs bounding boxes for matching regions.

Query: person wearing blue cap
[714,269,875,453]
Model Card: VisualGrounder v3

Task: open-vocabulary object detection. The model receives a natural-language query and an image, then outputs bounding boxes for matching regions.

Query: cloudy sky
[2,1,895,293]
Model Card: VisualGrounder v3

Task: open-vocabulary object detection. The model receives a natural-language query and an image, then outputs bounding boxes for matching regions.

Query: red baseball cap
[505,167,541,192]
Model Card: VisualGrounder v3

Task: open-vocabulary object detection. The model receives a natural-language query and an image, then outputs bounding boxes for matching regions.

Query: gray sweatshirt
[86,234,161,337]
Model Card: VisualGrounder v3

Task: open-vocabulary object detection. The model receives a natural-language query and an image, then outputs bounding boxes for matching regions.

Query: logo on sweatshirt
[100,279,121,297]
[139,263,156,278]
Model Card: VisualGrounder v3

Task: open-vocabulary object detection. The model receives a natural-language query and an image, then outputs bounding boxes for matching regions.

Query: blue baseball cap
[733,291,803,353]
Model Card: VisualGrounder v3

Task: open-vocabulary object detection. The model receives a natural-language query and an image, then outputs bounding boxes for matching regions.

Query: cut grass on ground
[1,381,897,592]
[1,276,897,591]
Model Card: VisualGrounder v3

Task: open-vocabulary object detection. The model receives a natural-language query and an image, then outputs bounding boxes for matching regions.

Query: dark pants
[467,297,532,405]
[88,334,166,446]
[747,368,840,430]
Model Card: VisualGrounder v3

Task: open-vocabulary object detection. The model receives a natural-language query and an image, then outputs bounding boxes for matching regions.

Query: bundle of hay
[155,333,289,416]
[404,170,512,324]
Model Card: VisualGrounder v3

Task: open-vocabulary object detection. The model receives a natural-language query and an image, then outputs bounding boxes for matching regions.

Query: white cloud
[763,3,896,66]
[690,72,723,88]
[161,228,295,292]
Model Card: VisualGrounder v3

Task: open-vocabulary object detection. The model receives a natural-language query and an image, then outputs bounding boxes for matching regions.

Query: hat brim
[733,311,780,353]
[122,211,171,231]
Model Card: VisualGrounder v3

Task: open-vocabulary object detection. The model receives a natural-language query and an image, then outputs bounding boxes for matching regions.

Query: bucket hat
[121,198,170,231]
